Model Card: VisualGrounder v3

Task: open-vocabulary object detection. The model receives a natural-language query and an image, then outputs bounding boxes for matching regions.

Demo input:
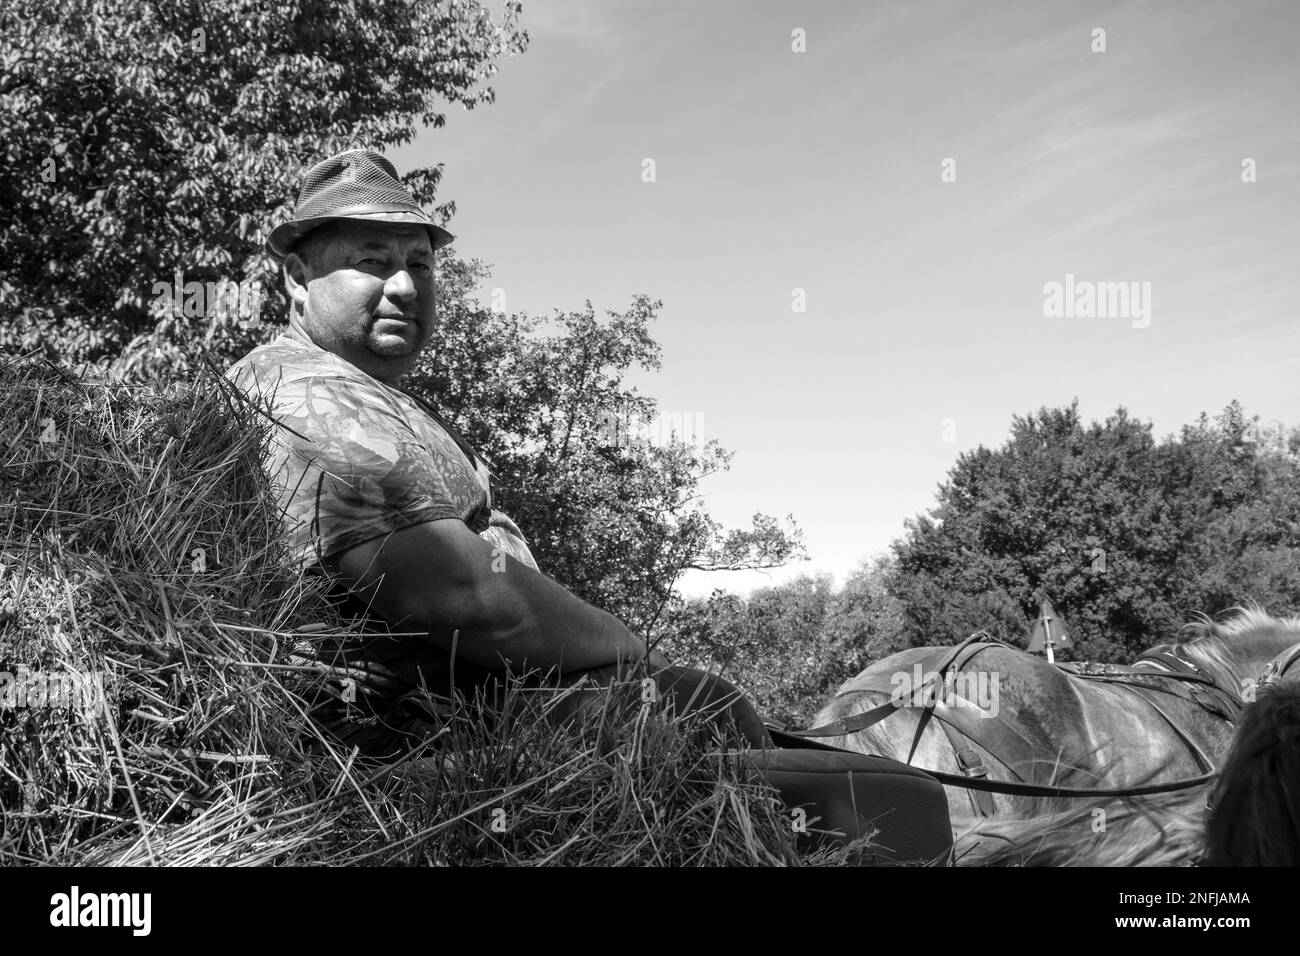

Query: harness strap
[1124,686,1216,775]
[919,766,1217,799]
[790,631,1003,741]
[937,716,996,816]
[1075,667,1242,723]
[905,698,935,766]
[922,695,1039,783]
[1259,642,1300,688]
[791,698,898,739]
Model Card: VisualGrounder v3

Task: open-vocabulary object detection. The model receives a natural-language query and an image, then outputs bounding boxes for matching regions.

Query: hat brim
[267,209,455,261]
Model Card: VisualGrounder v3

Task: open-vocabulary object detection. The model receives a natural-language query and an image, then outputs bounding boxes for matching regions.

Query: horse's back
[826,642,1074,708]
[816,642,1130,788]
[822,640,1231,786]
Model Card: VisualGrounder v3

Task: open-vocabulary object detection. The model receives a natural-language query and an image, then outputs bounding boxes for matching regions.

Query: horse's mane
[1169,605,1300,689]
[1177,604,1300,643]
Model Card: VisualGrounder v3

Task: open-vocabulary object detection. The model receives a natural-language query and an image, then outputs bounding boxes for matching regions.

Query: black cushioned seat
[741,747,953,865]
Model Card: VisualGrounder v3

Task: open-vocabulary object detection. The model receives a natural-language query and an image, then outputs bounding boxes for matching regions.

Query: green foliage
[662,401,1299,725]
[0,0,527,377]
[888,400,1300,661]
[401,262,805,634]
[822,556,910,665]
[662,559,904,726]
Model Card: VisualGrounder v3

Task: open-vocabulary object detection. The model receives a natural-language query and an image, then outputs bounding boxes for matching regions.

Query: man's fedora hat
[266,149,455,261]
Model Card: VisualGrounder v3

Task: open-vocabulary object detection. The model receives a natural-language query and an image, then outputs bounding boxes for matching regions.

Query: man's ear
[282,252,311,314]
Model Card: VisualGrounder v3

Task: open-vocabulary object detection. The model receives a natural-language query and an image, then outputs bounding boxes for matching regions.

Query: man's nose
[383,268,418,303]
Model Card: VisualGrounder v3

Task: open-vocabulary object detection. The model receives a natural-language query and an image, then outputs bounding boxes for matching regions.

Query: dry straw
[0,351,877,866]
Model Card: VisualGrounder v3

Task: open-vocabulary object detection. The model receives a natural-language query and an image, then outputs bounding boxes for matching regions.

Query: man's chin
[368,320,420,356]
[369,335,417,357]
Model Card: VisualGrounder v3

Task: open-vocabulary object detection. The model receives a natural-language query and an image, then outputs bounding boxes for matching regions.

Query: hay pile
[0,352,861,866]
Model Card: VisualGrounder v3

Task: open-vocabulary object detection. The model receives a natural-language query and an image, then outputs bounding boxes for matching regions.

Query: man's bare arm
[331,518,657,673]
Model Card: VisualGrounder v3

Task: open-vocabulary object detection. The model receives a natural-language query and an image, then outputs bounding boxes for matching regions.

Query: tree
[888,399,1300,661]
[821,556,908,671]
[658,560,905,726]
[660,575,835,726]
[0,0,527,378]
[1169,407,1300,615]
[401,265,806,635]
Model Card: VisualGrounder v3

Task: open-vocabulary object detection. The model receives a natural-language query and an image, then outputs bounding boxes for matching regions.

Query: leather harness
[787,632,1256,814]
[1258,641,1300,689]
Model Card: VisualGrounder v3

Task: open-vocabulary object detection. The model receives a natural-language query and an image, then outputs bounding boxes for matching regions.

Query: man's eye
[411,262,432,273]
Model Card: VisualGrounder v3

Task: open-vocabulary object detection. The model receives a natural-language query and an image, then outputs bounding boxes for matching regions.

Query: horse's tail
[950,787,1208,867]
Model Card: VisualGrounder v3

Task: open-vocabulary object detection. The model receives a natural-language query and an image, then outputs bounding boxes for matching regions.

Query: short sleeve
[253,374,475,566]
[481,509,540,571]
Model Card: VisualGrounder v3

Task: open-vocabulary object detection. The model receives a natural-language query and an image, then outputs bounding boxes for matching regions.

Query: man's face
[287,220,437,384]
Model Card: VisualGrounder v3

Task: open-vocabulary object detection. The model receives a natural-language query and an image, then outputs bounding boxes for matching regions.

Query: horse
[806,608,1300,824]
[948,661,1300,866]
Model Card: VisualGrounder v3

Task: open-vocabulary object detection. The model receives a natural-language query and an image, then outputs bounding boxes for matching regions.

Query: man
[223,150,957,863]
[226,149,771,759]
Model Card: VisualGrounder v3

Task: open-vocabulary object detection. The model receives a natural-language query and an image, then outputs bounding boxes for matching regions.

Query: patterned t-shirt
[225,325,538,757]
[225,324,537,573]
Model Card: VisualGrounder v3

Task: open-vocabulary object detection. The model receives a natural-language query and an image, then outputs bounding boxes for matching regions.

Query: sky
[392,0,1300,599]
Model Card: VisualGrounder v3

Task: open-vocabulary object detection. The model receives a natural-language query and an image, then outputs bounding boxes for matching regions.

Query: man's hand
[331,518,651,673]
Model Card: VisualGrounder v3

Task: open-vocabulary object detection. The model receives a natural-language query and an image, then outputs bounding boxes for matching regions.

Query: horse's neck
[1186,630,1299,691]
